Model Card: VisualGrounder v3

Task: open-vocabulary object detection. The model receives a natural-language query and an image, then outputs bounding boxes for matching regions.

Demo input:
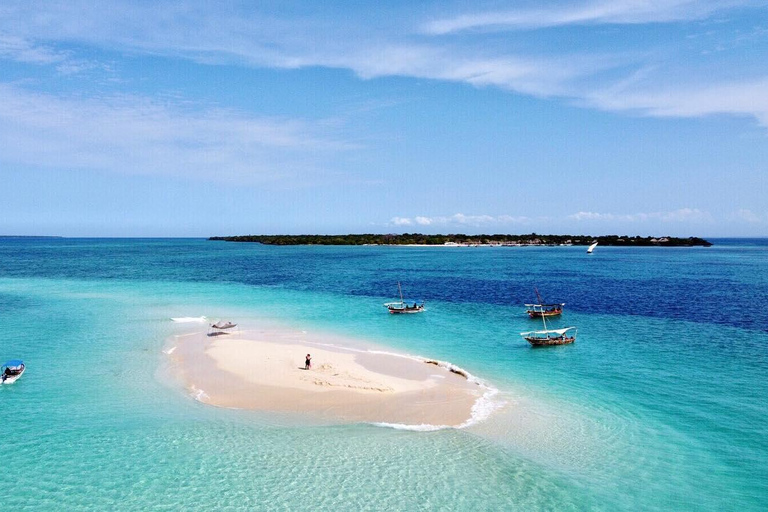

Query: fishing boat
[384,282,425,314]
[525,288,564,318]
[525,303,564,318]
[587,241,598,253]
[520,306,576,346]
[1,360,25,384]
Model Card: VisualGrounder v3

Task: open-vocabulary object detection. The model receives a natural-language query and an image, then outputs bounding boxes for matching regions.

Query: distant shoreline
[209,233,713,247]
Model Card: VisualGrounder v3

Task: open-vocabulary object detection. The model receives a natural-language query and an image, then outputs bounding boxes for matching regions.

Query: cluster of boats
[384,284,577,347]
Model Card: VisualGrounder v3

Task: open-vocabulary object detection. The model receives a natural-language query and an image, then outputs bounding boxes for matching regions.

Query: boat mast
[398,281,404,303]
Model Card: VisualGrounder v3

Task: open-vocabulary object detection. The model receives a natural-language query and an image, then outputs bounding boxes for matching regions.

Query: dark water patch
[1,239,767,332]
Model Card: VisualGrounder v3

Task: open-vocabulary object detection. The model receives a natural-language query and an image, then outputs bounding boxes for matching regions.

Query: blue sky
[1,0,767,237]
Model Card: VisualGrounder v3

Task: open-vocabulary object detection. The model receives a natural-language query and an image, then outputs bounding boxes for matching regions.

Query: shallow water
[1,238,766,510]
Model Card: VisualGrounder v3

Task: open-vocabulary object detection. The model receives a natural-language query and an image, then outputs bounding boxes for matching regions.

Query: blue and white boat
[1,360,25,384]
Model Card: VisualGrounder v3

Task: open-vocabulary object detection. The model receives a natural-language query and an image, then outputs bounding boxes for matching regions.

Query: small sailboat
[587,241,598,253]
[1,360,25,384]
[520,306,576,346]
[384,282,425,314]
[525,288,564,318]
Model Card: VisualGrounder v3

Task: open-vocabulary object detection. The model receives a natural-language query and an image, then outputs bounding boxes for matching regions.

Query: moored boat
[384,282,425,314]
[1,360,25,384]
[525,288,564,318]
[520,305,576,346]
[521,327,577,346]
[525,303,564,318]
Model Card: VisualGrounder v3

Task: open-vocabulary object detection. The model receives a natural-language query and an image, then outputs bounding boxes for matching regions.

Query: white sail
[587,242,598,253]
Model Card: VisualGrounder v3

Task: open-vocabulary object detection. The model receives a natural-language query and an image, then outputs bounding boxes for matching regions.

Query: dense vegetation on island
[209,233,712,247]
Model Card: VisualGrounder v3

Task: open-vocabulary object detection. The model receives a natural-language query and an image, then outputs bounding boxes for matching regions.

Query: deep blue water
[0,238,766,510]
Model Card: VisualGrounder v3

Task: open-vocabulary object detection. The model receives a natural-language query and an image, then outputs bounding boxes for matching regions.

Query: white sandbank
[167,326,494,428]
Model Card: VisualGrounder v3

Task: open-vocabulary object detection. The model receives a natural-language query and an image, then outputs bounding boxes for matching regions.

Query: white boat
[384,282,425,314]
[520,306,576,346]
[208,321,237,336]
[1,360,25,384]
[211,321,237,330]
[587,241,598,253]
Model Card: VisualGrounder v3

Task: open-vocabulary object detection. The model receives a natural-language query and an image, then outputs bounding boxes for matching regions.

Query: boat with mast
[520,307,576,346]
[525,288,564,318]
[384,282,425,314]
[587,241,598,253]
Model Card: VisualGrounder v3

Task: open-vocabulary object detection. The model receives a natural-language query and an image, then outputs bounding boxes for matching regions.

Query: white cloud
[587,77,768,127]
[390,217,414,226]
[0,34,68,64]
[731,209,768,223]
[569,208,711,223]
[0,83,353,183]
[390,213,533,228]
[423,1,742,34]
[2,2,768,129]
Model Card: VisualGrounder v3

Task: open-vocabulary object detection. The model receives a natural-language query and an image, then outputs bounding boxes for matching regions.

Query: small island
[209,233,712,247]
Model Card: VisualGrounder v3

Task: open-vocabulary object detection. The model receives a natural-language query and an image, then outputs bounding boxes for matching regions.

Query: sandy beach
[167,327,485,427]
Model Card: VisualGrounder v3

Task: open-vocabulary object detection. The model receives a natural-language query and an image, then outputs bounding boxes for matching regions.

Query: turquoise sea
[1,238,766,510]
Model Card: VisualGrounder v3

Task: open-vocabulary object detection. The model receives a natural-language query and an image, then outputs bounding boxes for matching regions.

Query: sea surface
[1,238,766,510]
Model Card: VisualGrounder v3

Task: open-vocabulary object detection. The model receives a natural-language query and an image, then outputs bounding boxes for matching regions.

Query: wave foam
[190,387,209,402]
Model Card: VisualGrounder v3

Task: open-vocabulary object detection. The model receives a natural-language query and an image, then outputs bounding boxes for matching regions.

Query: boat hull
[1,367,25,384]
[527,310,562,318]
[525,336,575,346]
[388,307,424,314]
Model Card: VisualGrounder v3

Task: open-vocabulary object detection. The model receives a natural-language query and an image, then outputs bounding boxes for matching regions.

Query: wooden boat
[521,327,577,346]
[525,303,564,318]
[520,305,576,346]
[384,282,425,314]
[1,360,25,384]
[525,288,564,318]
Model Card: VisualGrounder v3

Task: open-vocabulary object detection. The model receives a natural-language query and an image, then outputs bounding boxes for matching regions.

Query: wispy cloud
[569,208,712,222]
[730,209,768,223]
[0,83,353,183]
[0,34,69,64]
[389,213,533,228]
[2,1,768,129]
[586,77,768,126]
[423,1,744,34]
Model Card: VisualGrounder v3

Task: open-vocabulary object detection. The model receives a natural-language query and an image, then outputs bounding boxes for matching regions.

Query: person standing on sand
[305,354,311,370]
